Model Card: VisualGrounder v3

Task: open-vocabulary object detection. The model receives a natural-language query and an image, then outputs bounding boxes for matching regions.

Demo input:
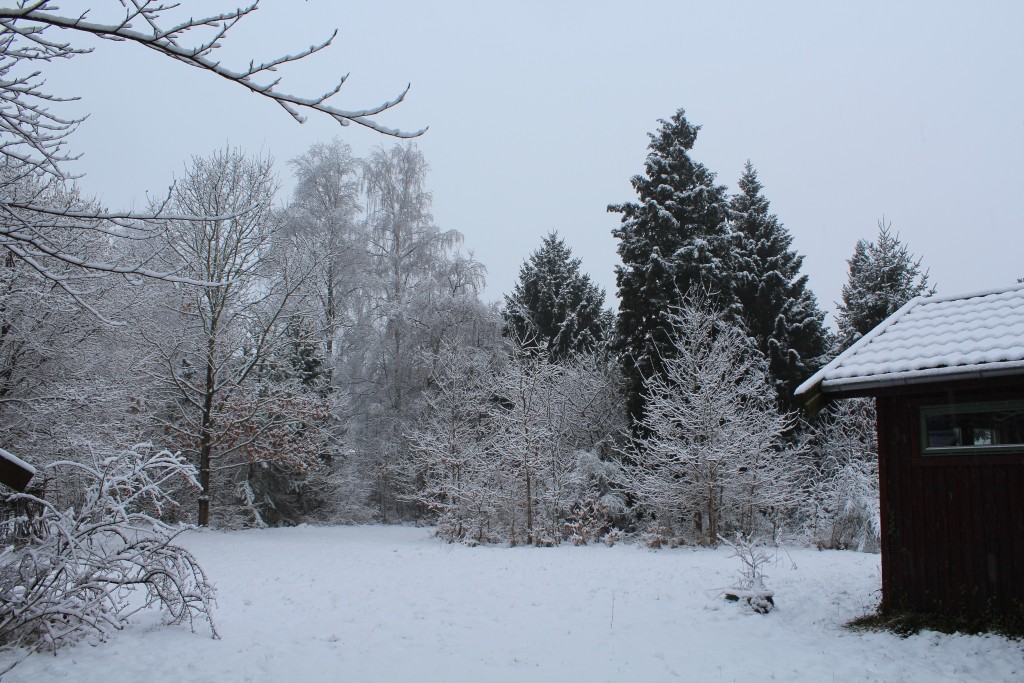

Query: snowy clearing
[3,525,1021,682]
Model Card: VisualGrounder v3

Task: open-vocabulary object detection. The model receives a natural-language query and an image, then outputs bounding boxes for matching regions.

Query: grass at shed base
[848,607,1024,639]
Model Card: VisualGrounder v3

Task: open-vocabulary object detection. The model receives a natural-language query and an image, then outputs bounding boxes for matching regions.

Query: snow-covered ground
[3,525,1020,682]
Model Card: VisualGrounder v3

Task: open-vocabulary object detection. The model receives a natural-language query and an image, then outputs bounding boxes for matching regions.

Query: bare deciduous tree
[146,148,320,526]
[403,342,497,543]
[624,300,796,545]
[798,399,879,550]
[405,334,626,547]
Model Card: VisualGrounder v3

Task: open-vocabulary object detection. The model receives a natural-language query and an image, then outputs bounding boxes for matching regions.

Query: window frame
[919,399,1024,456]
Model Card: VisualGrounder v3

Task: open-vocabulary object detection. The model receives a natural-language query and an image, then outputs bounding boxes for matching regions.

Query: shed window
[921,401,1024,455]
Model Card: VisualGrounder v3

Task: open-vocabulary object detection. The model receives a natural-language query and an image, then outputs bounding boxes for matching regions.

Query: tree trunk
[197,334,217,527]
[525,468,533,545]
[706,487,717,546]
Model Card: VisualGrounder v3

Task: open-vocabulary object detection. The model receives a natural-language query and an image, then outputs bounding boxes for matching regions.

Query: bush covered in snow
[403,341,626,546]
[0,445,217,671]
[719,533,775,614]
[798,399,880,551]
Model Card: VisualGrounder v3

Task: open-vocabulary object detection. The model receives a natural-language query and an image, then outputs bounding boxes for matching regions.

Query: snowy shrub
[719,534,775,614]
[405,339,626,546]
[402,343,499,543]
[485,351,625,546]
[799,399,879,551]
[0,444,218,669]
[301,456,376,526]
[602,529,621,547]
[563,451,626,545]
[643,532,666,550]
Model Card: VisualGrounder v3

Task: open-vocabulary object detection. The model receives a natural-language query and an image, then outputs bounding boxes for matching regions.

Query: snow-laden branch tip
[0,0,425,137]
[0,2,421,319]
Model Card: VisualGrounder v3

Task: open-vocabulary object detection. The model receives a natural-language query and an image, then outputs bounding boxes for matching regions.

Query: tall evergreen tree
[730,161,830,410]
[503,231,610,361]
[836,220,933,349]
[609,109,734,424]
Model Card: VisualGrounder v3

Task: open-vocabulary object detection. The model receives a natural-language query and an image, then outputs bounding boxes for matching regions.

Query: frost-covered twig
[718,533,775,614]
[0,1,420,318]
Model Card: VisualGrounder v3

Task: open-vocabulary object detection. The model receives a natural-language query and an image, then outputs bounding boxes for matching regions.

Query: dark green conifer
[609,109,734,424]
[836,220,933,349]
[503,231,610,361]
[730,161,830,410]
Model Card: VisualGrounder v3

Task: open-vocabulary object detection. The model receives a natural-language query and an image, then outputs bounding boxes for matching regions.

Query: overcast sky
[46,1,1023,326]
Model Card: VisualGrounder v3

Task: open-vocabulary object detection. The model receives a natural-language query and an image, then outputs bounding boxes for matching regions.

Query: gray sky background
[47,1,1023,326]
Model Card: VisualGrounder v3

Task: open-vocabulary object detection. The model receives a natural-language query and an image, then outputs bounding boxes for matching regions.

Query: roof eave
[819,363,1024,397]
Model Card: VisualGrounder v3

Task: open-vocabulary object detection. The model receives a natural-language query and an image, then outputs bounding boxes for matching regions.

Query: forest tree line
[2,111,932,550]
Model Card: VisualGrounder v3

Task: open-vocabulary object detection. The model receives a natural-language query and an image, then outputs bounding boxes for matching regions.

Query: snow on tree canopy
[503,231,609,360]
[797,281,1024,396]
[835,221,932,350]
[729,161,829,410]
[609,108,734,425]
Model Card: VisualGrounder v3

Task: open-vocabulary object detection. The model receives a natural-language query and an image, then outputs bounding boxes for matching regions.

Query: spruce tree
[730,161,830,410]
[836,220,934,349]
[283,316,327,389]
[609,109,734,424]
[503,231,610,361]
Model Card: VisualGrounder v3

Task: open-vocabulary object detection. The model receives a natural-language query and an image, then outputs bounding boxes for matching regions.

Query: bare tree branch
[0,1,424,138]
[0,1,421,316]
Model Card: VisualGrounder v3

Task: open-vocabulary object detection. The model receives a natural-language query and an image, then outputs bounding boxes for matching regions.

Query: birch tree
[284,139,365,373]
[353,144,482,519]
[360,144,464,412]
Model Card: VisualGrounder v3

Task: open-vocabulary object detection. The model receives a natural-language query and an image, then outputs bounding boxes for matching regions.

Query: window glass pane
[922,402,1024,454]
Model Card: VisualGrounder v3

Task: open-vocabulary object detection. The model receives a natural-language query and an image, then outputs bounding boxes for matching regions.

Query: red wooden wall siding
[876,380,1024,620]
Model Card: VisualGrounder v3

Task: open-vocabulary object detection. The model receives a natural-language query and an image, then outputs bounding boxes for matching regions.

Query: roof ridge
[921,280,1024,306]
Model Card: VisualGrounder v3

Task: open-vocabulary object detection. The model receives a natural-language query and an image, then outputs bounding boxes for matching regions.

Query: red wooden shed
[0,447,35,492]
[796,283,1024,622]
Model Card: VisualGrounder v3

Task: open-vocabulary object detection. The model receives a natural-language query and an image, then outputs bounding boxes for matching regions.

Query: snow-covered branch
[0,1,421,318]
[0,444,217,667]
[0,1,423,138]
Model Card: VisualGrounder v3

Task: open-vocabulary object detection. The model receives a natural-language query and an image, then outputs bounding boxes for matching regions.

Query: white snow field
[3,525,1021,682]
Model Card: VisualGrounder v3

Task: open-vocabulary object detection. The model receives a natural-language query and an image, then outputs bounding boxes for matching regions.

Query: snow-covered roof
[796,281,1024,398]
[0,446,36,491]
